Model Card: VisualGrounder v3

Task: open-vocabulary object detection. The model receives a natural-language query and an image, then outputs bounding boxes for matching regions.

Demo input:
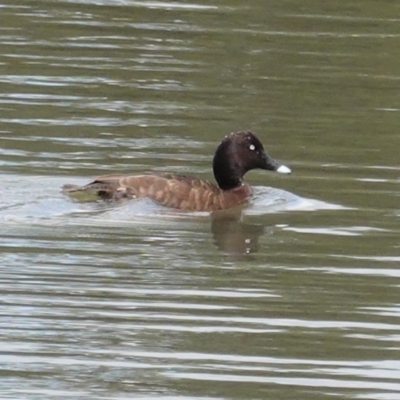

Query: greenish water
[0,1,399,399]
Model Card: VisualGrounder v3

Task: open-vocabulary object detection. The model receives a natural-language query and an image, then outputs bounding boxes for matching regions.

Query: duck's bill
[261,153,291,174]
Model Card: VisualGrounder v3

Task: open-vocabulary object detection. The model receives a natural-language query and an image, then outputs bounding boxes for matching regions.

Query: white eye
[249,144,255,151]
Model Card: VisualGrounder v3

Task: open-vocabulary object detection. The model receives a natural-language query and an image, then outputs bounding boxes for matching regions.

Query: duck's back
[63,173,252,211]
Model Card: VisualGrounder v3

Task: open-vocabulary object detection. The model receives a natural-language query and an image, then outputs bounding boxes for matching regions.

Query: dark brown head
[212,131,291,190]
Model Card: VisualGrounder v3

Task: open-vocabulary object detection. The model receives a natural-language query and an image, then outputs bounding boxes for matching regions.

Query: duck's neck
[213,147,243,191]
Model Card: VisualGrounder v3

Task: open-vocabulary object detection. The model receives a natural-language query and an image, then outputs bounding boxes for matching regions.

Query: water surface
[0,1,399,399]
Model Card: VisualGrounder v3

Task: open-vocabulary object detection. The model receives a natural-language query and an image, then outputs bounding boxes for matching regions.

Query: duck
[62,131,291,212]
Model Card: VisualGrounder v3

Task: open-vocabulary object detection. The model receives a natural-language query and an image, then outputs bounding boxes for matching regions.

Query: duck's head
[213,131,291,190]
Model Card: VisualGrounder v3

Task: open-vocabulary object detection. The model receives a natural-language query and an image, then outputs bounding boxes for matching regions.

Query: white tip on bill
[277,165,291,174]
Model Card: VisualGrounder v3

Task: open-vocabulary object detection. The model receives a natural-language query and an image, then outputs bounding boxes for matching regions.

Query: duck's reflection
[211,208,273,257]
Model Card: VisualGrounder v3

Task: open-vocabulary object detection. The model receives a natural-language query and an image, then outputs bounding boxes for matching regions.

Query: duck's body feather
[64,173,252,211]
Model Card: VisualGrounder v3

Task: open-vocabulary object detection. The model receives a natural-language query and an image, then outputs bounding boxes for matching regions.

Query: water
[0,0,399,399]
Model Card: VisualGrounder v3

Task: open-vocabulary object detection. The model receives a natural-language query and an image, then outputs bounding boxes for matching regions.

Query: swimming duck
[62,131,291,211]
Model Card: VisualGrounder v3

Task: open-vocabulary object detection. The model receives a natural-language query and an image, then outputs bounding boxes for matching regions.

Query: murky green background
[0,1,399,399]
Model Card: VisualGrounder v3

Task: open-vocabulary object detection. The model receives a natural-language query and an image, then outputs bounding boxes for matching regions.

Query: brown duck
[62,131,291,212]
